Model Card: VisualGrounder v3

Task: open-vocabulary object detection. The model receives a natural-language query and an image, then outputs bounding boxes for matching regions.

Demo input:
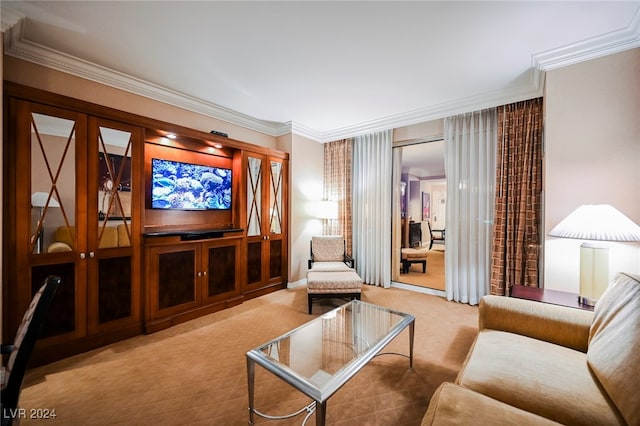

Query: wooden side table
[510,285,594,311]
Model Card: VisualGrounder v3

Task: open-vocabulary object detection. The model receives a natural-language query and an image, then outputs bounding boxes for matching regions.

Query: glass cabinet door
[19,102,88,343]
[246,154,265,287]
[30,112,78,255]
[268,159,285,281]
[244,152,287,291]
[87,118,140,334]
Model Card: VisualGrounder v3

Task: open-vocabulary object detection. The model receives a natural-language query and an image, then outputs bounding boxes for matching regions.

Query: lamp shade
[31,192,60,208]
[316,200,339,220]
[549,204,640,242]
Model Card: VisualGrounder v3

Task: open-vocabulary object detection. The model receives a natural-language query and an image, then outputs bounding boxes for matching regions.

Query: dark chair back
[428,221,446,250]
[1,275,61,426]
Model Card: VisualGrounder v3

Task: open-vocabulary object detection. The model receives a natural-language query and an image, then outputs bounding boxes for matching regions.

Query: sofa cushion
[98,226,118,248]
[457,330,624,426]
[588,272,640,425]
[54,226,75,247]
[422,383,561,426]
[117,224,131,247]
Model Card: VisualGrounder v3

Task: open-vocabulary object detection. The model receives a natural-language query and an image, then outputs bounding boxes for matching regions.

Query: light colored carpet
[19,285,477,425]
[397,249,445,291]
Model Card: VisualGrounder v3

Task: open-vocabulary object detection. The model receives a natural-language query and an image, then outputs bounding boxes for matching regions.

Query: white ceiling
[2,1,639,142]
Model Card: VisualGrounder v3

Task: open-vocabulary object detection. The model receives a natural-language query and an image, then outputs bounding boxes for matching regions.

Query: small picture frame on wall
[422,192,430,221]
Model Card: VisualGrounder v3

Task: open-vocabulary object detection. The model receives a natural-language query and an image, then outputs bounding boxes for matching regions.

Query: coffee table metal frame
[246,300,415,425]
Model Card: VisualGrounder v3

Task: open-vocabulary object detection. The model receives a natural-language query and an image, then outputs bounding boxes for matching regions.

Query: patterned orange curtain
[323,139,353,255]
[490,98,543,296]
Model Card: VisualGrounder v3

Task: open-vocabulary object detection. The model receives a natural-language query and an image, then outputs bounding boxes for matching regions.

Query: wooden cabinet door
[245,153,267,290]
[201,238,241,304]
[266,157,287,286]
[243,153,288,294]
[4,99,143,359]
[9,100,89,347]
[146,243,200,321]
[86,117,142,335]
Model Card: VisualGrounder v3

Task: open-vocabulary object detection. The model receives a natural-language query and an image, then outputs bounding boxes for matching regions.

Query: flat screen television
[151,158,232,210]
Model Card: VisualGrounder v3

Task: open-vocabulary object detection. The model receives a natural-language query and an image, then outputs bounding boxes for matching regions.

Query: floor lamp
[31,191,60,254]
[549,204,640,306]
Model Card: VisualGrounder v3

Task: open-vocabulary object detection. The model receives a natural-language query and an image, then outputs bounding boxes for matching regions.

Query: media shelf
[144,228,244,240]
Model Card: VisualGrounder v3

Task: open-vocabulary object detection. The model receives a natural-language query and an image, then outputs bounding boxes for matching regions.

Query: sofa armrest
[479,295,594,352]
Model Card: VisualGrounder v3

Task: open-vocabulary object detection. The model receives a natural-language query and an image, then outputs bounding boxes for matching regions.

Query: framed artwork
[422,192,430,221]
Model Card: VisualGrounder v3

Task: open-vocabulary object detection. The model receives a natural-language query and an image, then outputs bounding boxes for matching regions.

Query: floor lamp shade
[316,201,339,220]
[549,204,640,306]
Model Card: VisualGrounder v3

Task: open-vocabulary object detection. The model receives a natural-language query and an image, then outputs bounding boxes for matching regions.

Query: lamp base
[578,295,598,307]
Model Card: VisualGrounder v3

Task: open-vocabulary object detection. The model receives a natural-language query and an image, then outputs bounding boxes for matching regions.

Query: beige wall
[544,48,640,292]
[394,119,444,142]
[287,133,324,284]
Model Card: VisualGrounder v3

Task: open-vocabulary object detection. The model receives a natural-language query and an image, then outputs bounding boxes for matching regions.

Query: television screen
[151,158,232,210]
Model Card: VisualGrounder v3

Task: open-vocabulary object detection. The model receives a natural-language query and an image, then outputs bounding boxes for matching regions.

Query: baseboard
[391,281,446,298]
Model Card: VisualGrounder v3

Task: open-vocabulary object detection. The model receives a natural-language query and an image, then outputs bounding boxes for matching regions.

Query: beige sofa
[423,272,640,426]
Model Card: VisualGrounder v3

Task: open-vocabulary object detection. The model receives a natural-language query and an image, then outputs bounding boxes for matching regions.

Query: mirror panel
[30,113,76,254]
[269,160,282,235]
[97,126,132,248]
[247,157,262,237]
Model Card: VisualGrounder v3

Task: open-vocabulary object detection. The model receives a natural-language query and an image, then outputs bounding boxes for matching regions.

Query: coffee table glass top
[246,300,415,402]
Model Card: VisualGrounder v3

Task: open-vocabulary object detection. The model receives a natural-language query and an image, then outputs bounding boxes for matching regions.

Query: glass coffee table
[246,300,415,425]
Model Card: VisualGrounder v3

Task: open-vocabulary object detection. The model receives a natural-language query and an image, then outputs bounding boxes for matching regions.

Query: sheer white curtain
[353,129,393,287]
[444,109,497,304]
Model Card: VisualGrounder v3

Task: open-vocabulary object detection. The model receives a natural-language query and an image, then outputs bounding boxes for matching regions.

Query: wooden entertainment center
[2,82,289,365]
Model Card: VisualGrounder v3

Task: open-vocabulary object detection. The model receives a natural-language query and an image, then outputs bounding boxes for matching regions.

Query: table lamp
[549,204,640,306]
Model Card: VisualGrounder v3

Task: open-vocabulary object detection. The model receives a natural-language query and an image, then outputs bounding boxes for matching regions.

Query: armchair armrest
[343,254,355,269]
[479,295,594,352]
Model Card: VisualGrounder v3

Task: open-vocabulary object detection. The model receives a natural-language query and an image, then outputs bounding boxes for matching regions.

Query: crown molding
[2,17,289,138]
[3,5,639,144]
[1,7,23,33]
[532,6,640,73]
[318,82,543,143]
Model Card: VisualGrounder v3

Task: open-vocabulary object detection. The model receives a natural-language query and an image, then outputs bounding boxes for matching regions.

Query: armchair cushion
[311,236,346,262]
[587,272,640,425]
[309,261,352,272]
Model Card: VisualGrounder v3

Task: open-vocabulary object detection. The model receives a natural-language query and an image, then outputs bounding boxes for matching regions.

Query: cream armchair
[308,235,354,271]
[306,236,361,314]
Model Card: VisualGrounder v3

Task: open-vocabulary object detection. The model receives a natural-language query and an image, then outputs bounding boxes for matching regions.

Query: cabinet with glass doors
[4,94,142,365]
[243,152,288,298]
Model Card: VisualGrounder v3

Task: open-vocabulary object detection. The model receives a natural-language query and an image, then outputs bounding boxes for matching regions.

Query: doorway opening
[391,139,446,292]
